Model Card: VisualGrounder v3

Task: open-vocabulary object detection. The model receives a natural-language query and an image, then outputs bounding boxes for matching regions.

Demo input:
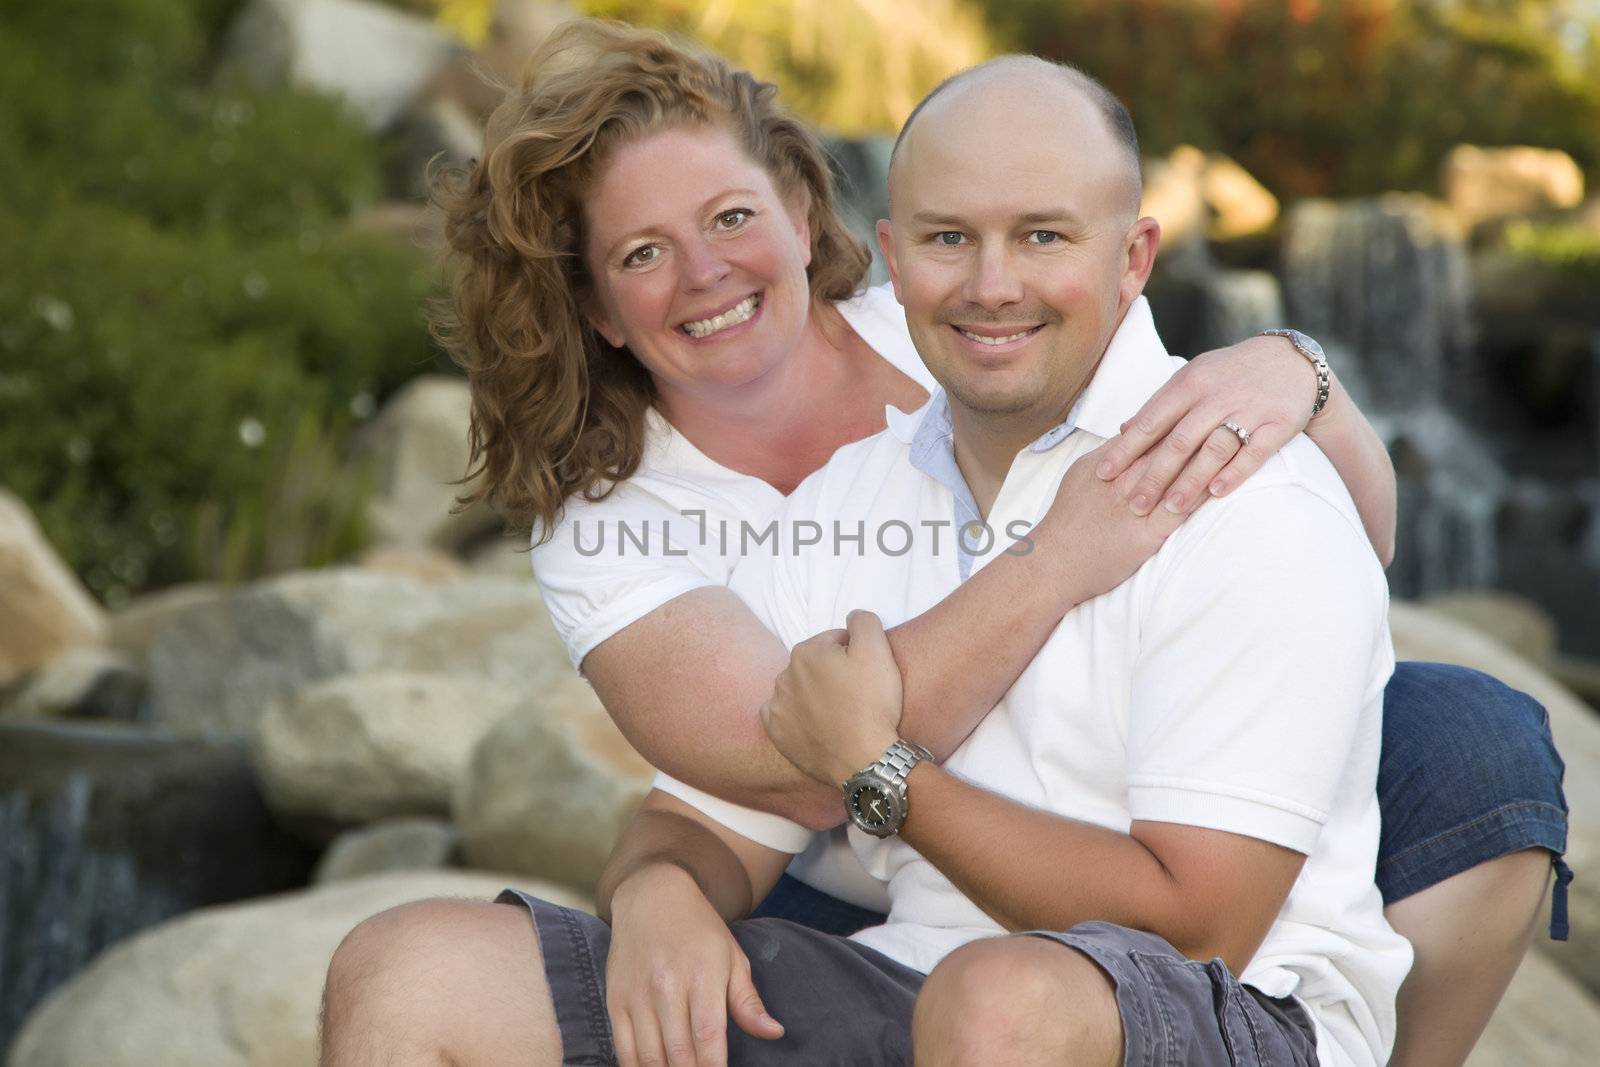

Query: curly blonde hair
[431,18,872,537]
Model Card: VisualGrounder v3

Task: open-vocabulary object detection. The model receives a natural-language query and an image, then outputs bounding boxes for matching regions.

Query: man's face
[879,77,1155,435]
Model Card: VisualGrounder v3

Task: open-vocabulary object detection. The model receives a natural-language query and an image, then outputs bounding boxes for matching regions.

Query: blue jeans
[755,662,1573,940]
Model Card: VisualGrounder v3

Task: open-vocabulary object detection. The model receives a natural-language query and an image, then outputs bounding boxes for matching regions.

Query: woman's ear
[585,301,626,349]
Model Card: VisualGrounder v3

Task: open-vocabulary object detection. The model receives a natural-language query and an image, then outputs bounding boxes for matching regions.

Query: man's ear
[1119,217,1161,306]
[875,219,903,302]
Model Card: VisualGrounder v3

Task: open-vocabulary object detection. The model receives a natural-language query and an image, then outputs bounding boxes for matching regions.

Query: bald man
[445,57,1410,1067]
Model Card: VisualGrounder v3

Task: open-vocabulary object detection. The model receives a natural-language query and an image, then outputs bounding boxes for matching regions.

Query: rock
[0,489,106,687]
[456,675,652,893]
[1390,601,1600,997]
[1467,947,1600,1066]
[385,95,483,199]
[1443,145,1584,231]
[350,375,501,554]
[1422,591,1559,667]
[2,647,144,722]
[1145,242,1285,358]
[221,0,463,131]
[105,582,229,665]
[311,817,460,884]
[462,532,536,579]
[1199,153,1278,240]
[6,869,588,1067]
[146,568,572,737]
[254,671,529,834]
[358,544,467,585]
[1141,146,1278,247]
[0,720,318,1053]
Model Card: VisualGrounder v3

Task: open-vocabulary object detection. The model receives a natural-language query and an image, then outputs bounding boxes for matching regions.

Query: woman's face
[581,125,814,397]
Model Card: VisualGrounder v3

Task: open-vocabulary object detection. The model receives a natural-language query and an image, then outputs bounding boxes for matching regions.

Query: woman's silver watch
[1259,328,1331,418]
[841,740,936,838]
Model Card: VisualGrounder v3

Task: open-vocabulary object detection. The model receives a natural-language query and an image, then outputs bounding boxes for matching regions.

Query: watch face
[845,775,904,837]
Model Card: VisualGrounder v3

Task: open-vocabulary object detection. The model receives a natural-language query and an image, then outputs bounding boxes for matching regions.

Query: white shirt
[674,299,1411,1067]
[528,283,936,671]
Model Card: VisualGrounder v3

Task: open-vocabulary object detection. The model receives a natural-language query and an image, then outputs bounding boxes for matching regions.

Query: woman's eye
[623,245,658,267]
[715,209,753,230]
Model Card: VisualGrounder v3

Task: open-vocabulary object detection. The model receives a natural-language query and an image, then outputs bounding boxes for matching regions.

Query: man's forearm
[898,764,1293,972]
[596,808,756,924]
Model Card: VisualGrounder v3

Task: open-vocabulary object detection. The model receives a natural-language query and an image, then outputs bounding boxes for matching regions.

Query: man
[492,56,1411,1067]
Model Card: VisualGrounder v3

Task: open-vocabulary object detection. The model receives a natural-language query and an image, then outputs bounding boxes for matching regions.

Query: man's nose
[681,235,732,290]
[963,244,1024,310]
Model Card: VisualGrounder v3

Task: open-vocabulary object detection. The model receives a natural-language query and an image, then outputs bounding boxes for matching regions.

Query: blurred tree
[979,0,1600,197]
[582,0,994,135]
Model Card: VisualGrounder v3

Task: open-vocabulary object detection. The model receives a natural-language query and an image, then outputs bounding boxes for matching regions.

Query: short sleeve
[653,771,816,854]
[1126,484,1390,854]
[530,484,721,671]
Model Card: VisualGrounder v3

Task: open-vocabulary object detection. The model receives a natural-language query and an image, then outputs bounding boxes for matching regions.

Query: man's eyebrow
[908,209,1086,228]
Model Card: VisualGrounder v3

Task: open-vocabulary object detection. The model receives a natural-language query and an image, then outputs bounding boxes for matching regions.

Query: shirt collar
[884,295,1174,450]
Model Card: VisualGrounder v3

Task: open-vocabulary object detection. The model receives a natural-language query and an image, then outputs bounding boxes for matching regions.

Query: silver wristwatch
[1259,328,1331,418]
[842,740,935,838]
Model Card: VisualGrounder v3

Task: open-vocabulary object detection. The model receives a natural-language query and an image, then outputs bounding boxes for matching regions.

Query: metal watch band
[1260,328,1331,419]
[873,739,934,787]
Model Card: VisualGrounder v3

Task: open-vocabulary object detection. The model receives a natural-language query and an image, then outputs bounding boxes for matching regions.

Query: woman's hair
[431,18,871,537]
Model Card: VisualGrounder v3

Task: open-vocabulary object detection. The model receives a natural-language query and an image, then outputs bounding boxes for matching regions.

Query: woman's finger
[1127,407,1231,514]
[1205,417,1294,499]
[653,982,701,1067]
[1093,369,1200,481]
[610,1006,641,1067]
[689,980,731,1067]
[1158,424,1249,514]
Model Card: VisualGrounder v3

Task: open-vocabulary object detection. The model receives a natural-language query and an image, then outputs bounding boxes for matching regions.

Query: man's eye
[623,245,658,267]
[715,209,753,230]
[1029,230,1061,245]
[935,232,965,246]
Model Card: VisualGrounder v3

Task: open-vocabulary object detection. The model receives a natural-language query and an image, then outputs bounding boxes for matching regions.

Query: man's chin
[944,382,1041,418]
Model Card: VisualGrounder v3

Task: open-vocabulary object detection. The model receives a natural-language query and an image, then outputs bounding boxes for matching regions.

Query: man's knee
[912,936,1121,1066]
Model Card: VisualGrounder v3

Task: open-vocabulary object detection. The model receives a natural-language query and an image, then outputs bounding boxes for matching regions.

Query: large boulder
[6,870,589,1067]
[456,675,653,893]
[1390,600,1600,997]
[146,568,571,737]
[0,646,144,723]
[0,489,105,688]
[221,0,463,131]
[105,582,229,665]
[1468,948,1600,1065]
[350,375,500,553]
[1422,591,1559,666]
[254,671,529,836]
[1443,145,1584,231]
[0,721,318,1052]
[1141,146,1278,247]
[311,817,461,885]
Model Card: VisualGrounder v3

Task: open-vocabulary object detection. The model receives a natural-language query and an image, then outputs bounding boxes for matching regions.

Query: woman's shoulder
[834,281,938,392]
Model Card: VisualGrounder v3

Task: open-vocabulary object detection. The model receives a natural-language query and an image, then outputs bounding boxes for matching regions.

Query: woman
[321,20,1567,1067]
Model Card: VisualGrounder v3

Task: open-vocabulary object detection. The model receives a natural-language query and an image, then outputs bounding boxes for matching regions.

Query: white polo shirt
[672,299,1411,1067]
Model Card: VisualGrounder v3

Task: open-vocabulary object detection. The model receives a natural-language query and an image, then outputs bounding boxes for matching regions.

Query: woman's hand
[1041,442,1189,604]
[1091,334,1322,515]
[607,863,784,1067]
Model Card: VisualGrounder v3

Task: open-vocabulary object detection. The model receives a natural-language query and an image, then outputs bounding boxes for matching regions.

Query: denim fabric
[756,661,1572,940]
[1377,662,1570,936]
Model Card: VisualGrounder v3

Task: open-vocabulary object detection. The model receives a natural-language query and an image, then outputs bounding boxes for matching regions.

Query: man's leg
[1377,662,1570,1067]
[912,923,1317,1067]
[320,897,562,1066]
[911,934,1121,1066]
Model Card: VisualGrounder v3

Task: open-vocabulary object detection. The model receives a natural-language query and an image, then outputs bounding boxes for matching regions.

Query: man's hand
[761,610,903,786]
[606,863,784,1067]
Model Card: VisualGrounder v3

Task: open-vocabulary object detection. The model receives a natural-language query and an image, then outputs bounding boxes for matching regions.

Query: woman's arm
[1092,334,1397,565]
[584,446,1184,829]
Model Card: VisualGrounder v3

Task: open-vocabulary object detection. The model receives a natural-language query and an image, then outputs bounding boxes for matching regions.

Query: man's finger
[727,960,784,1041]
[843,609,889,653]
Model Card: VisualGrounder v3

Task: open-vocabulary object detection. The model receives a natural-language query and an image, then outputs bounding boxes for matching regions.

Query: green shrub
[0,0,447,604]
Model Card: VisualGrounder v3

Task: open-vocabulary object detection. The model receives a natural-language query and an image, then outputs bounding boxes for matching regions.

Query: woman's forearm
[1302,372,1397,566]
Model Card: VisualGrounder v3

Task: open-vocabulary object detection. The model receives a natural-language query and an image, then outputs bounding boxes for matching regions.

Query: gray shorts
[495,889,1318,1066]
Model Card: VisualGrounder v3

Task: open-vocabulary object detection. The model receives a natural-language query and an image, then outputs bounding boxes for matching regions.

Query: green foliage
[0,0,445,603]
[980,0,1600,198]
